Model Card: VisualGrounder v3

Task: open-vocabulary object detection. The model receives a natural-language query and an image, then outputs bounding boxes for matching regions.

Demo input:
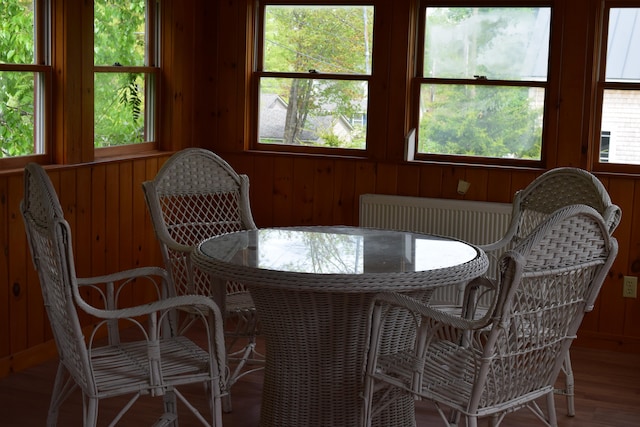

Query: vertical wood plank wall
[1,0,639,378]
[0,158,170,377]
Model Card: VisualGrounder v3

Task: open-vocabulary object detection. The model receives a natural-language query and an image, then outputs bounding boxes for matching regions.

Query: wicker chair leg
[447,408,461,425]
[546,391,558,427]
[162,391,178,426]
[83,396,99,427]
[223,393,233,413]
[46,364,67,427]
[227,341,256,384]
[563,353,576,416]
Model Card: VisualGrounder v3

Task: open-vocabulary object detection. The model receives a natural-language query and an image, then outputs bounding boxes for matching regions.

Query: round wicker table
[193,226,488,427]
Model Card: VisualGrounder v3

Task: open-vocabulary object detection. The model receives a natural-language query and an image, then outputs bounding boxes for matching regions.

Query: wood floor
[1,343,639,426]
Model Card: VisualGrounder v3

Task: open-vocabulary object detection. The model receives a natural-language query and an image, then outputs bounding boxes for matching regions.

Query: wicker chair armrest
[77,266,176,306]
[158,237,194,255]
[76,293,223,322]
[604,204,622,234]
[76,266,170,287]
[479,236,511,253]
[373,283,494,331]
[74,264,222,321]
[459,276,498,319]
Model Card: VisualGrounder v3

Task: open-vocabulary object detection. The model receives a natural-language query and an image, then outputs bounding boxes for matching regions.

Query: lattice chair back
[143,148,257,299]
[492,168,621,254]
[21,164,94,393]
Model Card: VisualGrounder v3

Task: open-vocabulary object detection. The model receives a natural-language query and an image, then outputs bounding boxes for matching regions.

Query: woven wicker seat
[362,204,618,427]
[143,148,262,411]
[21,163,228,427]
[432,167,621,416]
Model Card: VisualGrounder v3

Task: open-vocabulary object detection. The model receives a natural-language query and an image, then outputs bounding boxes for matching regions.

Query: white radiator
[359,193,512,304]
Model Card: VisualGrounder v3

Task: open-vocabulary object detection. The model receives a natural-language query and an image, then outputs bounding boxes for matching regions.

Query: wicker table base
[253,288,423,427]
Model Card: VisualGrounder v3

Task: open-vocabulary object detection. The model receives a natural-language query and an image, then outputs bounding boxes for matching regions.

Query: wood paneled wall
[1,0,639,378]
[0,157,171,377]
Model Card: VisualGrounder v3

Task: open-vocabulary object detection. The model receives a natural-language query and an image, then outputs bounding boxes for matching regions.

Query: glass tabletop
[198,226,480,275]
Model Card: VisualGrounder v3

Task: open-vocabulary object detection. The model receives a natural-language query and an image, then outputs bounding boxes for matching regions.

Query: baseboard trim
[0,323,108,379]
[574,331,640,353]
[0,340,58,378]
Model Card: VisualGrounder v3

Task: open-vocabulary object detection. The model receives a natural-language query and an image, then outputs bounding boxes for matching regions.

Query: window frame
[410,0,556,168]
[0,0,52,168]
[250,0,377,157]
[591,2,640,173]
[93,0,160,158]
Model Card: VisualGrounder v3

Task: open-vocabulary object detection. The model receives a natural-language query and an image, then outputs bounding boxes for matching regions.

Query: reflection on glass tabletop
[198,226,480,275]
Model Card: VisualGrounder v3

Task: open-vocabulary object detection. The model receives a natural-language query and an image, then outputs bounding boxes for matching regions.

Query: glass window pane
[0,71,36,157]
[259,77,367,150]
[94,73,146,147]
[263,5,374,75]
[0,0,35,64]
[418,84,544,160]
[600,89,640,165]
[94,0,146,66]
[424,7,550,81]
[605,9,640,83]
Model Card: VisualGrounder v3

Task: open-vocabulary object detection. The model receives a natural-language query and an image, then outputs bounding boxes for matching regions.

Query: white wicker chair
[362,204,618,427]
[433,167,621,416]
[143,148,262,411]
[21,162,228,427]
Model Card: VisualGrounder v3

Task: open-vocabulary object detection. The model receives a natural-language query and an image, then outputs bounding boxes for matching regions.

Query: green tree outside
[419,7,546,159]
[0,0,149,157]
[94,0,147,147]
[262,5,373,149]
[0,0,35,158]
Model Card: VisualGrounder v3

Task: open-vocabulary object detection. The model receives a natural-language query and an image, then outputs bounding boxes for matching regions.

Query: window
[93,0,158,150]
[594,6,640,168]
[254,2,374,153]
[412,4,551,165]
[0,0,50,160]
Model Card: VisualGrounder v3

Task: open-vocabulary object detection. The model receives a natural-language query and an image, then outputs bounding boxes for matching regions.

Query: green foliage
[0,0,34,64]
[94,0,146,66]
[419,85,542,159]
[95,73,145,147]
[420,7,547,159]
[94,0,147,147]
[0,0,35,157]
[0,0,149,156]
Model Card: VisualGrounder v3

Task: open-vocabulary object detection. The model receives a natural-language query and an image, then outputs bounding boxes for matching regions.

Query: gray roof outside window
[606,8,640,82]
